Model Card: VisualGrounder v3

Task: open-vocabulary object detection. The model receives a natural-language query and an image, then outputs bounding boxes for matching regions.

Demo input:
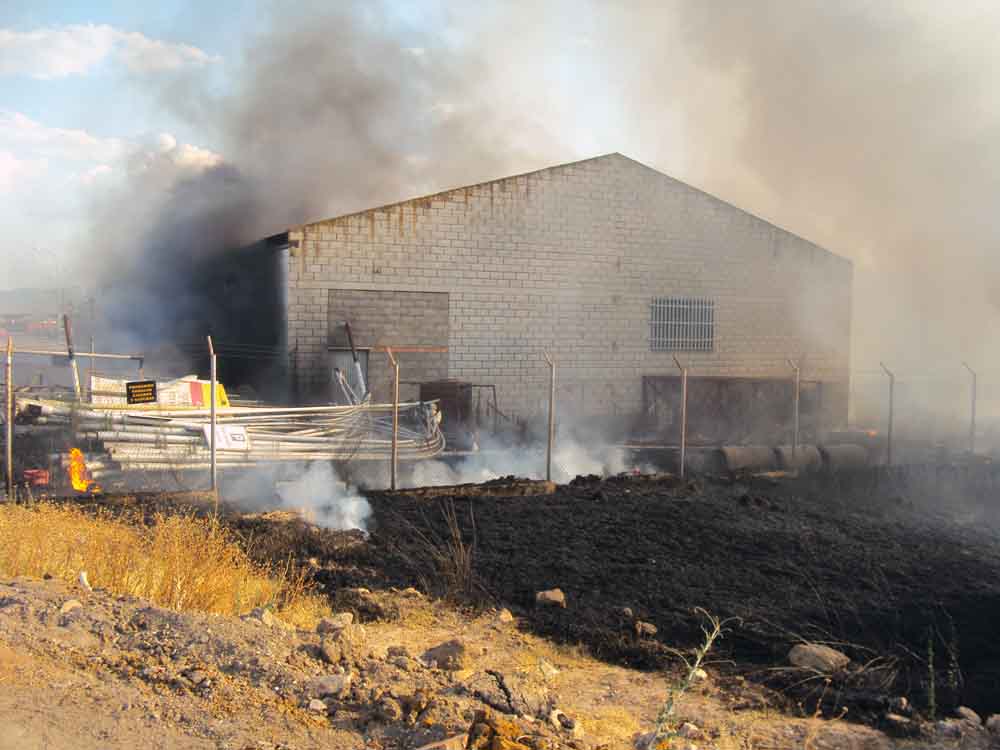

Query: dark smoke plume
[89,2,554,348]
[89,1,1000,431]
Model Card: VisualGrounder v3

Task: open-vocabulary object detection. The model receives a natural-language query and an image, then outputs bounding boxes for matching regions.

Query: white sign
[202,424,251,451]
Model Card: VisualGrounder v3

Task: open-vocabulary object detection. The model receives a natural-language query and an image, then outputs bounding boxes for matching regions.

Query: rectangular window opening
[650,297,714,352]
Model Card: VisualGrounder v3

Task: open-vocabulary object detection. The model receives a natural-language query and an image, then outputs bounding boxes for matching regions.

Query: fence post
[207,336,217,502]
[5,337,13,501]
[880,362,895,466]
[543,351,555,483]
[386,348,399,490]
[672,355,688,478]
[787,358,801,458]
[62,314,81,402]
[962,362,977,456]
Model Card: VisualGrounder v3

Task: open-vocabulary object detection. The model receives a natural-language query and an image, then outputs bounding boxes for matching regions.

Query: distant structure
[206,153,852,441]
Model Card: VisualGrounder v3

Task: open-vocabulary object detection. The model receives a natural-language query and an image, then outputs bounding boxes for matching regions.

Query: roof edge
[290,152,621,232]
[274,151,848,265]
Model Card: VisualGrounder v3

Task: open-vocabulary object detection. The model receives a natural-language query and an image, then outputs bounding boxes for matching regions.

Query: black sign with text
[125,380,157,405]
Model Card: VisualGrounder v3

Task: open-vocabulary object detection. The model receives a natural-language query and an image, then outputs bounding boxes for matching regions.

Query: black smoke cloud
[88,1,1000,427]
[88,1,555,349]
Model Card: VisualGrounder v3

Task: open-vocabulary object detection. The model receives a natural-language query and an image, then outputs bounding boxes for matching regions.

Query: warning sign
[125,380,157,405]
[202,424,251,451]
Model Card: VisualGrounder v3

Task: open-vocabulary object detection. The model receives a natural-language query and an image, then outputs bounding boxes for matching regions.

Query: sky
[3,1,1000,384]
[0,1,257,284]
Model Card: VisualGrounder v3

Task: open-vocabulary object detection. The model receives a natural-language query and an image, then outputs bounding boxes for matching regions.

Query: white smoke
[219,460,371,531]
[404,430,629,488]
[275,461,371,530]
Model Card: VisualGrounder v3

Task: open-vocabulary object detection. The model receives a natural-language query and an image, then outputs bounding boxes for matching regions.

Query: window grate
[650,297,715,352]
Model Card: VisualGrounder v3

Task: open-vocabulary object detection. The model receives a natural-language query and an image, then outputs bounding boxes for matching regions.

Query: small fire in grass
[68,448,101,494]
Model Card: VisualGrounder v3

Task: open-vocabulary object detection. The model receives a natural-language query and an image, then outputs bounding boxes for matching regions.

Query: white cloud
[0,25,116,78]
[126,132,223,180]
[0,149,47,193]
[115,30,219,73]
[0,24,218,79]
[0,113,223,179]
[0,111,125,162]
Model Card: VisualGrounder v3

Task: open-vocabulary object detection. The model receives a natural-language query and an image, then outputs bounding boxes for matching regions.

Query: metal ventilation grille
[650,297,715,352]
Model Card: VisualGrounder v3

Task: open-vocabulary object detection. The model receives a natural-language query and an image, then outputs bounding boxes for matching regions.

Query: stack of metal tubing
[15,397,445,479]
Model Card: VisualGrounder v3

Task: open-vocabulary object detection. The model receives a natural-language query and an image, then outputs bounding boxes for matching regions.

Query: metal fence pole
[207,336,217,499]
[672,355,688,478]
[543,351,555,483]
[962,362,977,455]
[62,314,81,402]
[880,362,895,466]
[787,358,801,457]
[5,338,13,501]
[386,348,399,490]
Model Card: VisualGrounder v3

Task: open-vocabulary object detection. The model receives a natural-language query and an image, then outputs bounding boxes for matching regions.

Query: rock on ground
[788,643,850,673]
[423,639,470,671]
[316,612,353,634]
[535,589,566,608]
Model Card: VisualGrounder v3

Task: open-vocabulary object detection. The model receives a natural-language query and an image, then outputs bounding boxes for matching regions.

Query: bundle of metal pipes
[15,397,445,478]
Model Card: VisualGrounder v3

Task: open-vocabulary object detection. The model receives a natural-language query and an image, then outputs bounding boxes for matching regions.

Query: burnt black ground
[58,467,1000,722]
[316,470,1000,720]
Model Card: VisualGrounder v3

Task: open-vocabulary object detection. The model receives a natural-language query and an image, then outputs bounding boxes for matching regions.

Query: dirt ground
[9,466,1000,748]
[0,573,991,750]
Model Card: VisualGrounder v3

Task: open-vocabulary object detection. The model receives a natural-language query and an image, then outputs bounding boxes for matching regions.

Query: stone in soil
[423,639,470,671]
[787,643,850,673]
[318,639,342,665]
[306,672,352,698]
[535,589,566,608]
[316,612,353,634]
[956,705,982,724]
[634,621,657,638]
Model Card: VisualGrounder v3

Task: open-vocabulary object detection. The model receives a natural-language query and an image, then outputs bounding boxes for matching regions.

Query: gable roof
[268,152,846,264]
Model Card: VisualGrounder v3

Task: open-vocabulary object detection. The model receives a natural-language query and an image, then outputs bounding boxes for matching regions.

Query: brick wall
[285,153,852,427]
[327,288,448,402]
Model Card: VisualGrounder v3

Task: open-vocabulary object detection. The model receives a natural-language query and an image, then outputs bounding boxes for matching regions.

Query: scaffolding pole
[787,358,801,458]
[963,362,977,455]
[543,351,555,483]
[208,335,218,502]
[880,362,895,466]
[672,355,688,478]
[386,348,399,490]
[5,338,12,501]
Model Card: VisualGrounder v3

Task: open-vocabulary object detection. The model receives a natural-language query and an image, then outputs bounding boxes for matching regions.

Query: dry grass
[0,502,330,628]
[392,498,489,604]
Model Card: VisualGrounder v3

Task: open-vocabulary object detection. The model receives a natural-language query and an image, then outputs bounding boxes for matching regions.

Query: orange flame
[68,448,101,494]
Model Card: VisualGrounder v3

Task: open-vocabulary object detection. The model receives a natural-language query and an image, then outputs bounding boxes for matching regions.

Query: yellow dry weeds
[0,502,329,628]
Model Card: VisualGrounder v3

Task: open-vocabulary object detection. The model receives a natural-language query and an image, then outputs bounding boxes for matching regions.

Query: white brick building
[220,153,852,438]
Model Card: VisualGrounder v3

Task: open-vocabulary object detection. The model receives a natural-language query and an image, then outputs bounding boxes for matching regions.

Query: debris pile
[11,374,443,488]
